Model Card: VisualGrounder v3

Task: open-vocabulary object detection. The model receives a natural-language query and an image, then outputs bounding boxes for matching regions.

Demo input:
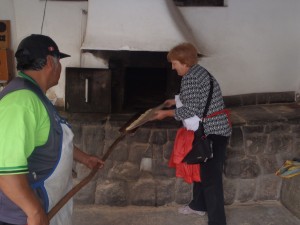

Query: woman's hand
[163,99,176,108]
[152,109,175,120]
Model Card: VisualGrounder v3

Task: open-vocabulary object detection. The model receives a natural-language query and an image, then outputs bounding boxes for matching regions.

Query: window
[174,0,224,6]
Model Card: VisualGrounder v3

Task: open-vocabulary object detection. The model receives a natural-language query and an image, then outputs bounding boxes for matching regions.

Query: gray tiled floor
[73,201,300,225]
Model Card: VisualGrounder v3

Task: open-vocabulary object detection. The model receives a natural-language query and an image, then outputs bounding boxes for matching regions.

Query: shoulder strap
[0,77,45,102]
[202,75,213,118]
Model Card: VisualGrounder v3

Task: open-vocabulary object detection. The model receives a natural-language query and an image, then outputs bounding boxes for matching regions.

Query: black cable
[41,0,48,34]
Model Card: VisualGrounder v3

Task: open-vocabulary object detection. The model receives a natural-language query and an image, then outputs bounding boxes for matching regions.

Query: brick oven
[66,51,181,113]
[66,0,197,114]
[66,0,198,207]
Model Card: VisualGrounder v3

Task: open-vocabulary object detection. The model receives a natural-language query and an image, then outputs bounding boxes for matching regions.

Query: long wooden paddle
[47,103,166,220]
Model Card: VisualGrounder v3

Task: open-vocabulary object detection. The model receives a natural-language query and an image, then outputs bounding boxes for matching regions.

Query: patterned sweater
[174,64,232,137]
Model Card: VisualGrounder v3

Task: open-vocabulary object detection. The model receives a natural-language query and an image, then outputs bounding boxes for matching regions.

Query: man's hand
[27,208,49,225]
[84,155,104,170]
[73,146,104,169]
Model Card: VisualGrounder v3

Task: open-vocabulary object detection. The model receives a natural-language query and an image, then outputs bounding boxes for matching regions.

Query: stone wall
[66,102,300,207]
[224,123,299,204]
[281,168,300,219]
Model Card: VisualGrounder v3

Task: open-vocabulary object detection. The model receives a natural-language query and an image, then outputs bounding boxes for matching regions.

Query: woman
[153,43,231,225]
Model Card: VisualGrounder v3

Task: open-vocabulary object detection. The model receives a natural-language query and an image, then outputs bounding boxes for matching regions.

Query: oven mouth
[65,51,181,114]
[123,67,168,111]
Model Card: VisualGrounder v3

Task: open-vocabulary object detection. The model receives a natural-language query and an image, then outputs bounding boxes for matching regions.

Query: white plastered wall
[179,0,300,96]
[0,0,88,105]
[0,0,300,103]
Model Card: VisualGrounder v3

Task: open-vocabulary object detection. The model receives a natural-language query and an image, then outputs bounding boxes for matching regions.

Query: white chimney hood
[81,0,198,52]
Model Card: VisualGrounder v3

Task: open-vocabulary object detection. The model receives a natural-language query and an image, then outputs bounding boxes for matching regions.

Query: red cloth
[168,128,201,183]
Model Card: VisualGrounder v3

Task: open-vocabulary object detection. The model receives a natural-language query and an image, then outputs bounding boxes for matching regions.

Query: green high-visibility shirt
[0,74,50,175]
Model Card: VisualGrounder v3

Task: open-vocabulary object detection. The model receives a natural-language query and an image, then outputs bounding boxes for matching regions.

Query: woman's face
[170,60,189,76]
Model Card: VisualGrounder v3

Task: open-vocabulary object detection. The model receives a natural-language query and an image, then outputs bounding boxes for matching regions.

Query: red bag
[169,128,200,183]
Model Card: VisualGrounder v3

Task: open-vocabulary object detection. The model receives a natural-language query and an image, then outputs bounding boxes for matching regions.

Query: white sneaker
[178,205,206,216]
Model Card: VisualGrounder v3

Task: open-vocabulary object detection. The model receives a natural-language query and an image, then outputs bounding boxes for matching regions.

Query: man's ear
[45,55,51,64]
[45,55,55,69]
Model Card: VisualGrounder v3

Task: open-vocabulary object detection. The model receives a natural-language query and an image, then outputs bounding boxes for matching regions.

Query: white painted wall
[179,0,300,95]
[0,0,88,104]
[0,0,300,102]
[0,0,16,49]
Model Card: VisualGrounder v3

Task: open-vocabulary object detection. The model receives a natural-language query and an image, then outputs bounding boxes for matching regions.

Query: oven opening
[123,67,167,111]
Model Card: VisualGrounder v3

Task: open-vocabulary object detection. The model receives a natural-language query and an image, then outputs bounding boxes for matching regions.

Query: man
[0,34,104,225]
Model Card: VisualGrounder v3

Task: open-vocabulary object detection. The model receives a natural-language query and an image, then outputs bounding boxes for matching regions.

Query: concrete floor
[73,201,300,225]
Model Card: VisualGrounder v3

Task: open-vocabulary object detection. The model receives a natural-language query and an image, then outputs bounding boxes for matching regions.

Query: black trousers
[189,134,228,225]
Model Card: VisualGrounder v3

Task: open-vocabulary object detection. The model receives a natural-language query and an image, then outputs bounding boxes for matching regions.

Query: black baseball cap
[15,34,70,60]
